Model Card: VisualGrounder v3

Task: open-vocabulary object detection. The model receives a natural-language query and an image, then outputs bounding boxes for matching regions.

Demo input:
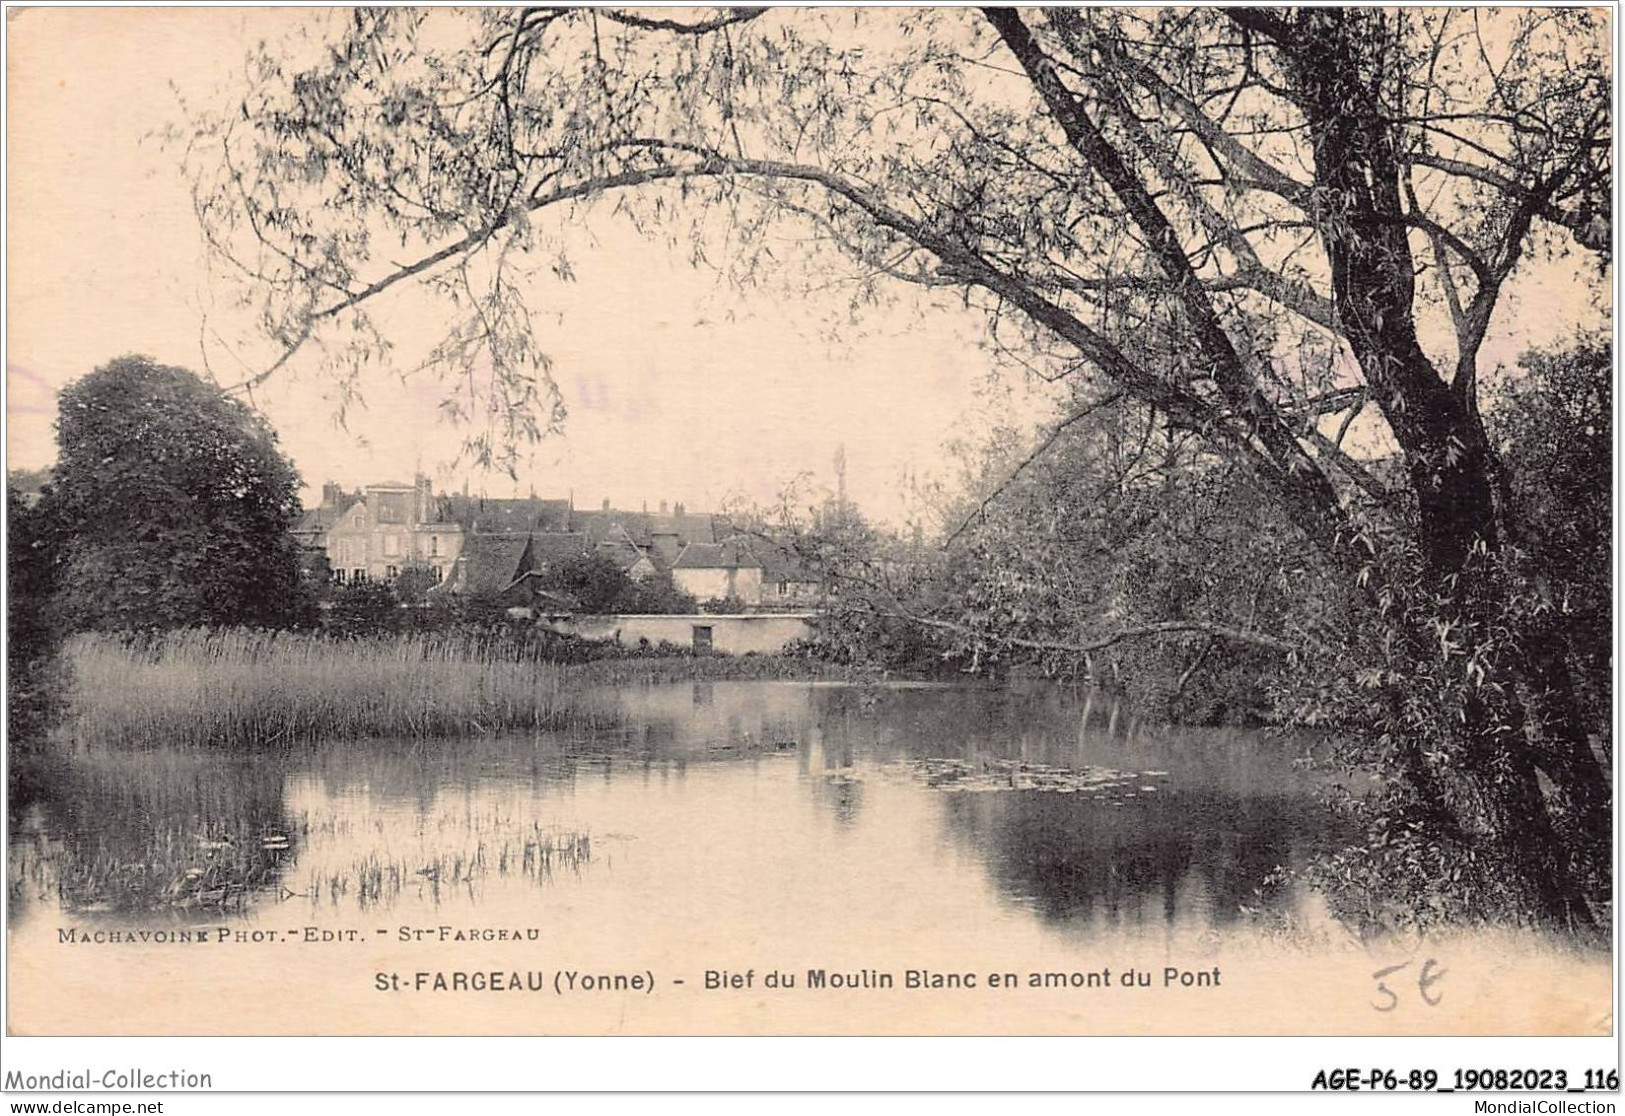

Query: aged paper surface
[3,5,1613,1054]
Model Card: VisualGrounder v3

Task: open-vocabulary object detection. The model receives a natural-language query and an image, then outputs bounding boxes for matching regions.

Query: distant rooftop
[450,533,533,596]
[673,540,761,570]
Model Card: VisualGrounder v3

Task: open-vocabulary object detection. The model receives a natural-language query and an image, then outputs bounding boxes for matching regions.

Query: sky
[4,7,1607,525]
[5,7,1046,526]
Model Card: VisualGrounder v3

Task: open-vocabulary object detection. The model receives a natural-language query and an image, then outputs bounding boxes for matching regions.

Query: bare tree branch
[1088,29,1314,206]
[1406,153,1594,230]
[983,6,1347,553]
[595,8,767,35]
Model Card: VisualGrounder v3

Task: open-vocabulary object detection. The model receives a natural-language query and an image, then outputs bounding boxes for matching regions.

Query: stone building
[297,478,803,612]
[300,476,465,585]
[671,540,764,605]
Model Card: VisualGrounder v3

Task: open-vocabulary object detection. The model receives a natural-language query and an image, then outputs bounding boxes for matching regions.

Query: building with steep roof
[445,533,534,599]
[525,532,594,573]
[570,507,719,554]
[671,540,764,605]
[594,537,659,582]
[291,483,356,550]
[752,538,825,608]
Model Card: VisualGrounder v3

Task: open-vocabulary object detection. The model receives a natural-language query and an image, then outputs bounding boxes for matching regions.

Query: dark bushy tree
[392,562,443,605]
[546,552,632,615]
[7,484,65,744]
[323,578,403,638]
[47,356,311,631]
[618,571,697,615]
[540,553,695,615]
[1489,338,1612,728]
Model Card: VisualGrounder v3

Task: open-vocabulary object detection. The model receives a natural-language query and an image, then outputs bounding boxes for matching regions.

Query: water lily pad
[904,757,1156,797]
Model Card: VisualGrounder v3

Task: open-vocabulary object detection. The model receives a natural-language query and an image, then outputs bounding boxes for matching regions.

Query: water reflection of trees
[8,747,296,919]
[7,682,1346,930]
[936,788,1336,930]
[806,772,864,827]
[8,742,605,923]
[796,683,1348,929]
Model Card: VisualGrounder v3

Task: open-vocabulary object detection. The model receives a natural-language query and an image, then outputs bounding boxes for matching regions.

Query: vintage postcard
[2,3,1615,1089]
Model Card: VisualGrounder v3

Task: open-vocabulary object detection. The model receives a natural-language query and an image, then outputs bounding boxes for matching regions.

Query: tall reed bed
[65,629,596,747]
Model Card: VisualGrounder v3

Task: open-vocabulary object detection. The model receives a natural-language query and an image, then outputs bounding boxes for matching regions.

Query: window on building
[333,569,346,585]
[778,580,789,595]
[430,535,439,556]
[384,534,401,557]
[353,569,366,582]
[692,625,713,652]
[429,566,443,584]
[386,565,399,579]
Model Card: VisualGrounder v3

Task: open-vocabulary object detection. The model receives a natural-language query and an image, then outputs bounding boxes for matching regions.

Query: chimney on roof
[602,498,610,511]
[659,499,668,515]
[321,482,344,508]
[415,474,434,524]
[674,501,684,516]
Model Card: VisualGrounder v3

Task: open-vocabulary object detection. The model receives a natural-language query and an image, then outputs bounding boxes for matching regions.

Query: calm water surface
[9,681,1351,951]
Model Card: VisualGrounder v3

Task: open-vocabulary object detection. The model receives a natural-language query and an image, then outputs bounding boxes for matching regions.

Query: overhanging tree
[182,7,1611,929]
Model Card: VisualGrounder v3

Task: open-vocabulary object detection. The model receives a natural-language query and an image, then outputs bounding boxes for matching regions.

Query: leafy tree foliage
[618,571,699,615]
[541,552,695,614]
[322,578,405,638]
[545,552,632,615]
[941,395,1332,722]
[391,562,443,605]
[46,356,312,631]
[734,488,956,677]
[7,484,66,744]
[1488,337,1612,727]
[187,9,1611,930]
[778,393,1346,711]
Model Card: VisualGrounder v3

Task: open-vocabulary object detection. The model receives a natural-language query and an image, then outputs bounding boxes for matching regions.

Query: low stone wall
[539,613,817,655]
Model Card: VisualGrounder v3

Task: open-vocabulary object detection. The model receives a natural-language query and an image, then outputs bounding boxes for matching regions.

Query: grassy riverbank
[59,629,843,746]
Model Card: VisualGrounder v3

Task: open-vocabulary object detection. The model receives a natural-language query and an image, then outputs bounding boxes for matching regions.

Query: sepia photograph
[2,1,1616,1096]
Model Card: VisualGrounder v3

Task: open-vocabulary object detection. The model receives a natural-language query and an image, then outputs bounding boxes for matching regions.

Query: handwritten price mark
[1371,957,1446,1012]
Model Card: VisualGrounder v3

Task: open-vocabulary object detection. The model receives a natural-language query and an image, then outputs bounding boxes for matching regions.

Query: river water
[6,681,1609,1035]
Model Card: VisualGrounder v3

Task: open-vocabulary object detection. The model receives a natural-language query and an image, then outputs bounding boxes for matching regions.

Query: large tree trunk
[1517,628,1613,899]
[989,5,1606,929]
[1286,9,1607,930]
